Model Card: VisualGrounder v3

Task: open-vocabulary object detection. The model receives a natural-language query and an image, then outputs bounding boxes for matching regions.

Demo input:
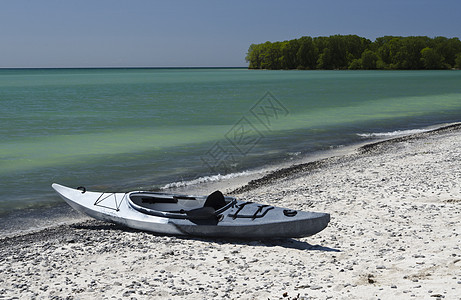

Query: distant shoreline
[3,67,460,71]
[0,66,248,70]
[246,35,461,70]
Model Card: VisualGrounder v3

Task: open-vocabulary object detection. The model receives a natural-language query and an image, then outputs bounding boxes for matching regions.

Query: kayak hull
[52,183,330,239]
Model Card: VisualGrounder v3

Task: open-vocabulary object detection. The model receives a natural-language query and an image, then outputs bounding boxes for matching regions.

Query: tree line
[246,35,461,70]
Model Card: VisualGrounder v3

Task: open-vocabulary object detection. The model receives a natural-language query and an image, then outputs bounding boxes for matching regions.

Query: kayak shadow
[72,221,339,252]
[178,236,340,252]
[271,239,340,252]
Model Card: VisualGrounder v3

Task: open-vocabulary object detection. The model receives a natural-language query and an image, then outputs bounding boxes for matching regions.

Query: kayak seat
[204,190,227,210]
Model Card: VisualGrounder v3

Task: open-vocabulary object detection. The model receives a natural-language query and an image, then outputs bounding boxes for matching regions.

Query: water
[1,68,461,218]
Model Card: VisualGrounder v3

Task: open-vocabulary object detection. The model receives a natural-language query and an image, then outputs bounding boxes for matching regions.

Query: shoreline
[1,122,460,240]
[231,122,461,195]
[1,122,460,299]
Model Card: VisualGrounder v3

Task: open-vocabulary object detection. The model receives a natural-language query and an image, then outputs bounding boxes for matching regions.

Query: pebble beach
[1,124,460,300]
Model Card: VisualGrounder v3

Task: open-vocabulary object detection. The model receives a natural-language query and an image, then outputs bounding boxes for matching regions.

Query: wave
[357,128,431,138]
[160,171,256,190]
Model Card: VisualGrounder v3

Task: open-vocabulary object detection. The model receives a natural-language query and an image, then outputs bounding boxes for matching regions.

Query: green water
[1,68,461,214]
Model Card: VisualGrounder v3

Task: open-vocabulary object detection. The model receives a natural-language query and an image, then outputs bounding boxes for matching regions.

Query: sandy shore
[1,125,461,299]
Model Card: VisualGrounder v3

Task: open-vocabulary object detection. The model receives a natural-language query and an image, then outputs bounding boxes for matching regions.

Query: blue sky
[1,0,460,68]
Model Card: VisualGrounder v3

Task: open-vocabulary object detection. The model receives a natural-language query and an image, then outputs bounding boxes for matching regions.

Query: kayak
[52,183,330,239]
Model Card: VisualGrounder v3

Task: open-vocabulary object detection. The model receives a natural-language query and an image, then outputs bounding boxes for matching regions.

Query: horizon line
[0,66,248,70]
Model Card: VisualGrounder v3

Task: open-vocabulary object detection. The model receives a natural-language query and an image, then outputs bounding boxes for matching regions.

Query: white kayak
[52,183,330,239]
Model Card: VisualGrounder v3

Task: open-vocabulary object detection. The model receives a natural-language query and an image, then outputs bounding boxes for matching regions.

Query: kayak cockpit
[127,190,236,219]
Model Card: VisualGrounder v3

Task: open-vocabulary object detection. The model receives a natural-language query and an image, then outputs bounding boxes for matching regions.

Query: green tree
[387,37,404,69]
[375,59,389,70]
[296,36,317,69]
[246,35,461,70]
[316,35,369,69]
[455,53,461,69]
[258,41,283,70]
[432,37,461,68]
[317,48,334,69]
[280,39,300,69]
[395,36,429,69]
[348,58,362,69]
[246,44,262,69]
[344,35,371,66]
[361,50,378,69]
[313,36,330,68]
[375,36,396,67]
[325,35,346,69]
[420,47,445,69]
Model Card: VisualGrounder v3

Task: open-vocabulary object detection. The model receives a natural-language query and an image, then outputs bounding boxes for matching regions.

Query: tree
[387,37,404,69]
[420,47,445,69]
[317,48,334,69]
[375,36,396,67]
[246,35,461,70]
[316,35,370,69]
[246,44,263,69]
[313,36,330,68]
[394,36,429,69]
[256,41,283,70]
[296,36,317,69]
[344,35,371,66]
[432,37,461,68]
[280,40,299,69]
[361,50,378,69]
[348,59,362,69]
[326,35,346,69]
[455,53,461,69]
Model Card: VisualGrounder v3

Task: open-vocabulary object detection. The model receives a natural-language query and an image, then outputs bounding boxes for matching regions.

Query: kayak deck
[52,183,330,239]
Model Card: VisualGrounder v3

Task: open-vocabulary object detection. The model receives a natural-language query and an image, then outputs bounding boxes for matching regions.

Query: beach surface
[1,125,460,299]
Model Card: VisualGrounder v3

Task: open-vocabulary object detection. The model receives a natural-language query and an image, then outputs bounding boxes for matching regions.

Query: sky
[1,0,460,68]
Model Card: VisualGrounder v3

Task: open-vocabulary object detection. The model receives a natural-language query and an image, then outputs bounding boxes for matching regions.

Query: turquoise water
[1,68,461,214]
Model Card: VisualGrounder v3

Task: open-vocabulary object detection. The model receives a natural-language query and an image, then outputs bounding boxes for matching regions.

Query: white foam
[287,152,301,156]
[357,128,431,138]
[160,171,257,190]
